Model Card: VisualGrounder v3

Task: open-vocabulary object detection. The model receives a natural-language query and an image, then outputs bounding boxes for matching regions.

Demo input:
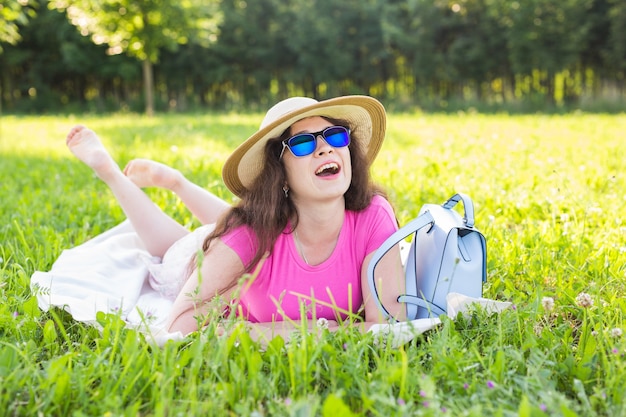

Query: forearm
[171,177,230,225]
[167,309,204,336]
[167,303,229,336]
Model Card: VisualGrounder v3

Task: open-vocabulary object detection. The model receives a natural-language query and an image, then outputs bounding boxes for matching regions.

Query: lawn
[1,111,625,416]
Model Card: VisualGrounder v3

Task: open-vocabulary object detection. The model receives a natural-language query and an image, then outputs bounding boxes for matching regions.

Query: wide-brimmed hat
[222,95,386,197]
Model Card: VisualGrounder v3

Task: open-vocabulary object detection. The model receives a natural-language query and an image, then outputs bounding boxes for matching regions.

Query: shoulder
[344,194,398,254]
[355,194,396,219]
[221,224,255,246]
[369,194,394,210]
[220,224,257,265]
[347,194,397,232]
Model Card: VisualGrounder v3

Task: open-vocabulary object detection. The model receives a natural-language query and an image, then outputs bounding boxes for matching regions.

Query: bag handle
[442,193,475,228]
[396,295,446,316]
[367,210,435,321]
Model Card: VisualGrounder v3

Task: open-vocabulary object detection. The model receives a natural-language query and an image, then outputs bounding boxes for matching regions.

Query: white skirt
[30,220,215,345]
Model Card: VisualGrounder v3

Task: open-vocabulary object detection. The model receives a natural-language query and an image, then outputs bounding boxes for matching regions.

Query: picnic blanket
[30,220,215,345]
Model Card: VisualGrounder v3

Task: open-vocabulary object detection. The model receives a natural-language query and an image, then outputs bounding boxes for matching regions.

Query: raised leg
[66,125,189,257]
[124,159,230,225]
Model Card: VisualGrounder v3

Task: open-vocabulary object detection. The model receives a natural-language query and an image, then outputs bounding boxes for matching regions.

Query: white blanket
[31,220,214,344]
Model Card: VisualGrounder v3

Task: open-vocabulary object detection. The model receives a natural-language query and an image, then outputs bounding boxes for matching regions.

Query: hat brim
[222,95,386,198]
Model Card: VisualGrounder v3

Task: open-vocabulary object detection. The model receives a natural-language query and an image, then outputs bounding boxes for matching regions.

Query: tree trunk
[142,59,154,116]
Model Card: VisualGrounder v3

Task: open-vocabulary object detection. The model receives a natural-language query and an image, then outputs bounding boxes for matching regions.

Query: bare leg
[124,159,230,225]
[66,125,189,257]
[123,159,181,189]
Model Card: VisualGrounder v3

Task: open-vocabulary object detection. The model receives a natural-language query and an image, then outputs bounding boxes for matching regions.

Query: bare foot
[66,125,119,180]
[123,159,183,190]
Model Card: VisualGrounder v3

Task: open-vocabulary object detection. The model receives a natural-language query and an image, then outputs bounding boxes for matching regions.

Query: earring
[282,185,289,198]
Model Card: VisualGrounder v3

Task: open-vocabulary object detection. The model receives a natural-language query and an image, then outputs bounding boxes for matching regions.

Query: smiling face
[282,116,353,204]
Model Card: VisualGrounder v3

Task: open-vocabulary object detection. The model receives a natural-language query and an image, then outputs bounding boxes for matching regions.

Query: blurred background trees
[1,0,624,113]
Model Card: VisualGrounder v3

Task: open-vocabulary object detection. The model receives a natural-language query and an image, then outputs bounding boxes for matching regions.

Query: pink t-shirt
[221,195,397,322]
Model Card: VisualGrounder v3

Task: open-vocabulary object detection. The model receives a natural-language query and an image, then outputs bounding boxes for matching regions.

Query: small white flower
[576,292,594,308]
[541,297,555,312]
[610,328,623,338]
[316,318,329,330]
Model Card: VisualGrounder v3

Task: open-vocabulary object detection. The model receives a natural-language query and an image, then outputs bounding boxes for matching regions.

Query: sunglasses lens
[288,134,316,157]
[323,127,350,148]
[285,126,350,158]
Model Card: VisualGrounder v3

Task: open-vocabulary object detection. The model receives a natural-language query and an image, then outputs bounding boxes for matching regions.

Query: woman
[58,95,405,340]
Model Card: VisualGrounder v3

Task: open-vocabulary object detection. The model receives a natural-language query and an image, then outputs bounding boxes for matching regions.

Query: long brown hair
[200,116,387,274]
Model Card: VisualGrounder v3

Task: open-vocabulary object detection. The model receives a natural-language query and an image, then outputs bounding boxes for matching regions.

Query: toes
[66,124,83,140]
[66,125,90,146]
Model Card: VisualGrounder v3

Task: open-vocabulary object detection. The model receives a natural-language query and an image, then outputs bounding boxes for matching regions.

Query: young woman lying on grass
[60,96,406,341]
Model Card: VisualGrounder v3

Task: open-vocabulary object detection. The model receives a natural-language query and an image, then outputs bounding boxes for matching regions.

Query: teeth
[316,163,339,175]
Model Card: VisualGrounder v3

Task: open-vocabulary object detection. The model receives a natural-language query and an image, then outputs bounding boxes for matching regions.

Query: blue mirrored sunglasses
[279,125,351,159]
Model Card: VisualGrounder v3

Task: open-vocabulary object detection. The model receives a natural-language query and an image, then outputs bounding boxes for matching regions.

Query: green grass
[1,111,625,416]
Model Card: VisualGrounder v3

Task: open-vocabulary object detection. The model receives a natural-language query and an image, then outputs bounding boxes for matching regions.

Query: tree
[0,0,37,50]
[382,0,451,100]
[502,0,594,104]
[209,0,292,106]
[0,0,37,114]
[282,0,390,97]
[604,0,626,90]
[49,0,221,115]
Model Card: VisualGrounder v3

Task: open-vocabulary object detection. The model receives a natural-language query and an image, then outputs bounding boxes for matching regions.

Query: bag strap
[367,210,435,321]
[396,295,446,315]
[442,193,475,227]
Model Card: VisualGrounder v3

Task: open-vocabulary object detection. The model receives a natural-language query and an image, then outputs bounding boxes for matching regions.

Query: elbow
[166,310,199,336]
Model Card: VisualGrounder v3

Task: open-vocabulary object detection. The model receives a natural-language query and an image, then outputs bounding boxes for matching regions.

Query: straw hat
[222,95,386,197]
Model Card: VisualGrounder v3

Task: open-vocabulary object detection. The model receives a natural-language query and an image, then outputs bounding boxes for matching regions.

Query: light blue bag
[368,193,487,320]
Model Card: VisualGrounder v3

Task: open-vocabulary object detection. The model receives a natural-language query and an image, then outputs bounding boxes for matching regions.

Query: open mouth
[315,162,340,177]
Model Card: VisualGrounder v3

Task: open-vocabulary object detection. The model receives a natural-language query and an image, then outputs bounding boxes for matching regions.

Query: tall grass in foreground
[1,112,625,416]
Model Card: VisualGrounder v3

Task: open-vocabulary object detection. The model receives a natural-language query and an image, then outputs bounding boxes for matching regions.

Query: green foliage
[604,0,626,73]
[0,0,37,50]
[1,0,625,113]
[43,0,221,114]
[48,0,220,63]
[1,112,625,415]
